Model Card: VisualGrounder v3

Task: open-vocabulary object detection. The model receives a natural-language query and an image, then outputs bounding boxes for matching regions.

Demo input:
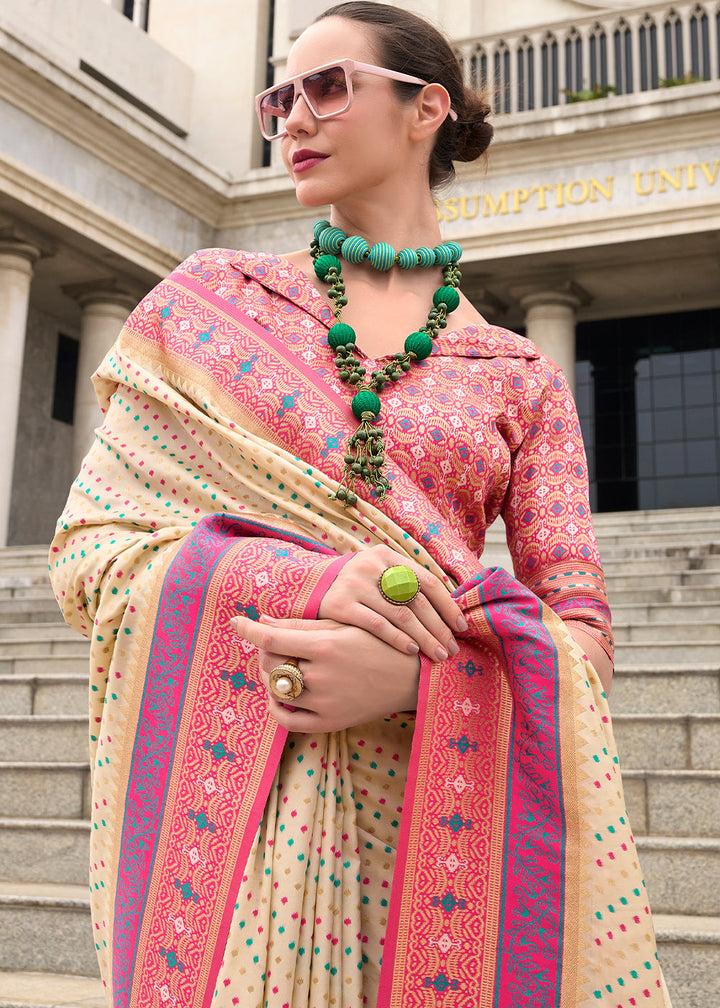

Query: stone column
[0,238,41,546]
[519,283,591,396]
[64,283,137,474]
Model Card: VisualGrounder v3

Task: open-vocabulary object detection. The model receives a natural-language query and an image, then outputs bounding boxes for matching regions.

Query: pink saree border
[113,515,340,1008]
[376,569,569,1007]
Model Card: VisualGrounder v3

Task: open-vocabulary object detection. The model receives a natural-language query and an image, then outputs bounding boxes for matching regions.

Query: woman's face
[280,17,418,208]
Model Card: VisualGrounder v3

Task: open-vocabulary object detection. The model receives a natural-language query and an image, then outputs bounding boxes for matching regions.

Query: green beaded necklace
[310,220,462,507]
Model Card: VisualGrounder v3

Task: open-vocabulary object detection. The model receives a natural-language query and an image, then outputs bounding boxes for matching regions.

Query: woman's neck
[329,192,443,253]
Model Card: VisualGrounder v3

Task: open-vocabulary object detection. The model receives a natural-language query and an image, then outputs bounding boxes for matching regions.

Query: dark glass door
[576,308,720,511]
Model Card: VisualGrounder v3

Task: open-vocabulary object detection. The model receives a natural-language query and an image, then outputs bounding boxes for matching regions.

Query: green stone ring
[379,565,421,606]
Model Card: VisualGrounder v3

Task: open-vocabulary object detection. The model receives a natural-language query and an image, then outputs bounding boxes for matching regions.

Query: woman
[50,4,670,1007]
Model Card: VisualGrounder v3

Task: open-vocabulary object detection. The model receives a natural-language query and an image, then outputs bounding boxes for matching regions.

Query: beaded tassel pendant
[311,220,462,507]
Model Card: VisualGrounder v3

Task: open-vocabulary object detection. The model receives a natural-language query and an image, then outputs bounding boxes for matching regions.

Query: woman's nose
[284,92,317,136]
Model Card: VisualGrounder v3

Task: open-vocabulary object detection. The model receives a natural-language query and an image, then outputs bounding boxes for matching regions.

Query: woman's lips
[292,151,329,173]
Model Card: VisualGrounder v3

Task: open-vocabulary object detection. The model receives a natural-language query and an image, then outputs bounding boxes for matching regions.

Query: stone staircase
[1,508,719,1007]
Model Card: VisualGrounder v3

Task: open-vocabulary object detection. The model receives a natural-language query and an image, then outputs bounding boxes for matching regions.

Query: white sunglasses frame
[255,58,446,141]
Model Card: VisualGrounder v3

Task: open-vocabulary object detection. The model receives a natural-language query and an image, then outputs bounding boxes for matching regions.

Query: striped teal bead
[433,243,456,266]
[341,235,370,264]
[313,220,331,241]
[416,247,435,267]
[441,241,463,262]
[318,227,346,253]
[396,248,417,270]
[367,242,395,271]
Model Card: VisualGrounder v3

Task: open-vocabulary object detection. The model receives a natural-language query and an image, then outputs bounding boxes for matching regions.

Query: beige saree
[50,248,670,1008]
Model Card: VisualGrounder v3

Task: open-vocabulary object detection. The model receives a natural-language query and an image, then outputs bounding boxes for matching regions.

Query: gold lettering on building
[460,196,480,219]
[701,160,720,185]
[590,177,613,201]
[634,161,719,197]
[657,167,683,192]
[483,192,509,216]
[435,159,718,223]
[530,184,554,210]
[566,180,590,205]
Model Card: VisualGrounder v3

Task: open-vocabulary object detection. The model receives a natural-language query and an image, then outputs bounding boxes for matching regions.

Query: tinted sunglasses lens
[303,66,350,117]
[260,83,294,137]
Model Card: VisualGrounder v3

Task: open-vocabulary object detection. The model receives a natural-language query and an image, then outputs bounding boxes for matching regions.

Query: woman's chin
[293,185,333,209]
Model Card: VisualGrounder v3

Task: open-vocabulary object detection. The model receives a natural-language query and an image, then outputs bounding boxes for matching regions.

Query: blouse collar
[230,251,539,361]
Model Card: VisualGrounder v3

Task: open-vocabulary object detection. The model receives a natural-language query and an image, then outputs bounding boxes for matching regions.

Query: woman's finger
[347,601,454,662]
[230,613,324,660]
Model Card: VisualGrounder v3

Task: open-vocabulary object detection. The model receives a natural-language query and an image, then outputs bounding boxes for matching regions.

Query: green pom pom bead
[328,323,356,349]
[367,242,395,271]
[416,247,435,267]
[318,227,346,253]
[341,235,370,264]
[396,248,417,270]
[313,220,331,241]
[351,389,381,420]
[404,331,434,360]
[433,285,460,312]
[314,254,341,281]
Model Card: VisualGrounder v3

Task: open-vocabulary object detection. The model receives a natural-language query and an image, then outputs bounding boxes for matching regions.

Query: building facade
[0,0,718,544]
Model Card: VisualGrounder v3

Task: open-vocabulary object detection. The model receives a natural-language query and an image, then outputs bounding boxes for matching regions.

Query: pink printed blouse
[221,251,613,663]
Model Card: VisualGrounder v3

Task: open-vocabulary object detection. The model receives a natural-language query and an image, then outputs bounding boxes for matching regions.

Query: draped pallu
[50,250,669,1008]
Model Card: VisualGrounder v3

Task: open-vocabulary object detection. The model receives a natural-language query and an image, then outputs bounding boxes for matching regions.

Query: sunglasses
[255,59,430,140]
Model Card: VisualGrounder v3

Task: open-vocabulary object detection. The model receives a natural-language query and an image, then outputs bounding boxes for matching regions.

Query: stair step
[611,600,720,621]
[0,718,88,763]
[0,970,105,1008]
[604,570,720,590]
[623,769,720,837]
[0,820,90,886]
[0,883,98,978]
[614,714,720,770]
[613,621,720,643]
[614,640,720,663]
[0,573,52,590]
[0,676,87,716]
[0,763,89,820]
[0,639,89,659]
[609,666,720,715]
[654,914,720,1008]
[637,838,720,917]
[0,624,80,642]
[608,585,720,606]
[0,586,56,600]
[0,656,89,677]
[0,603,64,625]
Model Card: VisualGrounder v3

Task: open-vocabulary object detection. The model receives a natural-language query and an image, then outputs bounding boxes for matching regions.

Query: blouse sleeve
[501,361,614,665]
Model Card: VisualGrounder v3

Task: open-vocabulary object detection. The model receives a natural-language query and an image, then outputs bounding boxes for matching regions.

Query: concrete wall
[8,308,78,546]
[148,0,270,177]
[1,0,192,134]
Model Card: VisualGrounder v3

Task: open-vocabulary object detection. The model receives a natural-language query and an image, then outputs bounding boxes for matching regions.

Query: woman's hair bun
[453,90,494,164]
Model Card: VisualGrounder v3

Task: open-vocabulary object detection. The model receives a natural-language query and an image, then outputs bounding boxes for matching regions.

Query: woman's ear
[410,83,453,140]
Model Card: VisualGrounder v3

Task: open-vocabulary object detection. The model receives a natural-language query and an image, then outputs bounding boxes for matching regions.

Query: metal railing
[457,1,720,114]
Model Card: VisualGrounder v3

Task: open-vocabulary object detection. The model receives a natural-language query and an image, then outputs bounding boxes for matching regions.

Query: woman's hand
[318,546,467,662]
[230,613,421,733]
